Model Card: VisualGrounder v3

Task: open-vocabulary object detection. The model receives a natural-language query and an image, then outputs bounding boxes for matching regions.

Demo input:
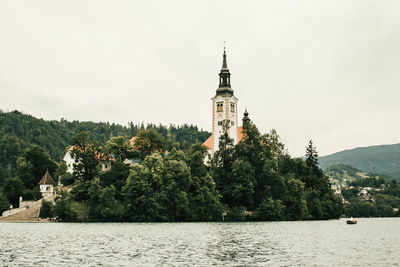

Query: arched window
[217,102,223,112]
[230,103,235,112]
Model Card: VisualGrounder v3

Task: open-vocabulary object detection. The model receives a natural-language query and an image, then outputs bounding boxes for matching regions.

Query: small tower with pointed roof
[242,108,251,126]
[38,171,55,198]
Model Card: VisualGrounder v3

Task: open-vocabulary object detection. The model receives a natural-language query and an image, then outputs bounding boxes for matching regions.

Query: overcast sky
[1,1,400,157]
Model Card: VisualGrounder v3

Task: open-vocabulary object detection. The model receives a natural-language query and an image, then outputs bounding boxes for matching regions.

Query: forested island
[0,110,347,222]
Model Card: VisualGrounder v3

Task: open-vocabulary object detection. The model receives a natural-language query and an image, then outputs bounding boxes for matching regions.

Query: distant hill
[319,144,400,179]
[323,164,394,183]
[324,164,365,183]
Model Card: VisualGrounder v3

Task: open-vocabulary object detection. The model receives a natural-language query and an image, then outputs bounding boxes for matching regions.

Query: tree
[70,131,103,183]
[305,140,318,170]
[2,177,24,208]
[188,173,223,221]
[285,178,308,220]
[211,120,235,202]
[229,159,256,209]
[0,134,25,180]
[16,145,57,189]
[39,200,53,218]
[0,192,11,214]
[88,178,124,221]
[186,143,208,178]
[162,159,191,221]
[122,153,166,221]
[56,162,74,186]
[100,136,133,191]
[186,143,223,221]
[105,136,133,163]
[256,197,285,221]
[132,129,165,160]
[51,190,77,222]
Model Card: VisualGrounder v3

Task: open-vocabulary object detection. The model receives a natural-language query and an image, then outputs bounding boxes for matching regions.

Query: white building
[63,147,75,173]
[63,146,112,174]
[38,171,55,198]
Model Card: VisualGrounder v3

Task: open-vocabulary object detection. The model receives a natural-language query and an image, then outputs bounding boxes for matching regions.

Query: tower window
[230,103,235,112]
[231,121,234,126]
[218,121,222,126]
[217,102,223,112]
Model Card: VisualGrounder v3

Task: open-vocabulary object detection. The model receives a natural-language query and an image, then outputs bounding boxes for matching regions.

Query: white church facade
[203,49,250,157]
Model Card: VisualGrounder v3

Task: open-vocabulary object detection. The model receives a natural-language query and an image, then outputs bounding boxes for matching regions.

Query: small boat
[346,217,357,224]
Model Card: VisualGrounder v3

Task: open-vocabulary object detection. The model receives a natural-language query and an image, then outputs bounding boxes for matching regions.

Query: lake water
[0,218,399,266]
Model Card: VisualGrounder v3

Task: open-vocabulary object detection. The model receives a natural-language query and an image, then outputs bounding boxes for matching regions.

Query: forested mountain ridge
[324,164,396,184]
[0,110,210,181]
[319,144,400,179]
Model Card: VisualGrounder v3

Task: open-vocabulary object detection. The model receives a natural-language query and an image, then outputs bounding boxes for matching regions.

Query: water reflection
[0,219,399,266]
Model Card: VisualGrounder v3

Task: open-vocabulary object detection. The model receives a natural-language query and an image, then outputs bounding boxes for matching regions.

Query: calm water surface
[0,218,399,266]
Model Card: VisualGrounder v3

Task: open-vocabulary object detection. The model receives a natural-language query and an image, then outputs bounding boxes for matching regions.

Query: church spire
[221,46,228,70]
[216,46,234,96]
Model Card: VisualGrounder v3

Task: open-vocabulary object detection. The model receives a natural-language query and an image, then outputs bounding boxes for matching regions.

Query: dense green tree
[2,177,24,208]
[285,178,308,220]
[100,136,133,191]
[39,200,54,218]
[51,190,77,222]
[16,145,57,189]
[0,134,26,180]
[229,160,256,209]
[22,187,42,202]
[234,123,272,206]
[88,178,124,221]
[133,129,166,160]
[122,153,166,221]
[162,159,191,221]
[105,136,133,163]
[0,192,11,214]
[211,120,235,204]
[305,140,318,169]
[56,162,74,186]
[344,201,377,217]
[255,198,285,221]
[70,131,103,183]
[188,173,223,221]
[186,143,208,178]
[186,143,223,221]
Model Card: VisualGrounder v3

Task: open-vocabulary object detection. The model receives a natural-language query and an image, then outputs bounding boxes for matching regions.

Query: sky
[1,1,400,157]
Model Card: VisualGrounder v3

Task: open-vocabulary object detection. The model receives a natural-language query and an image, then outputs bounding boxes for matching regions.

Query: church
[203,49,250,158]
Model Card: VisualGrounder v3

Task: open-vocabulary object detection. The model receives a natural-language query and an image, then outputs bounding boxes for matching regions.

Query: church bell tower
[211,48,239,155]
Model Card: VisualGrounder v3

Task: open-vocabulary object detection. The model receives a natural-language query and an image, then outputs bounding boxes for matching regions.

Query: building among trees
[38,171,55,198]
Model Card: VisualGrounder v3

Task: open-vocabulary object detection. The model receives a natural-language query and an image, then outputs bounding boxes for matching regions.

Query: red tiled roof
[67,145,113,161]
[203,135,213,149]
[237,126,244,142]
[129,136,137,146]
[202,126,245,149]
[38,171,55,185]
